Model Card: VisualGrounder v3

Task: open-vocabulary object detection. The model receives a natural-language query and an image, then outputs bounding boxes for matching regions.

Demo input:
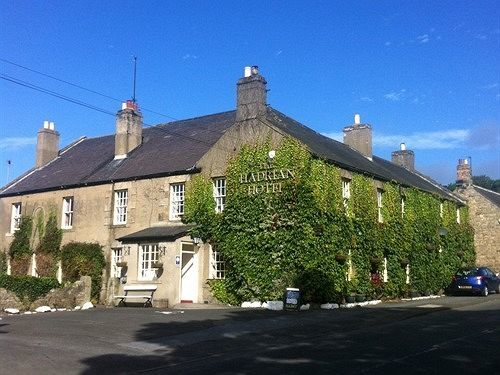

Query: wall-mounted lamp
[122,246,131,256]
[159,246,167,256]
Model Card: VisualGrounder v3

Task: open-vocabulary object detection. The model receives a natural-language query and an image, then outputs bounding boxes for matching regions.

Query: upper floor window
[456,208,461,224]
[401,196,406,218]
[439,202,444,218]
[210,246,226,279]
[170,183,185,220]
[213,178,226,213]
[114,189,128,225]
[377,189,384,223]
[10,203,22,233]
[61,197,74,229]
[342,178,351,212]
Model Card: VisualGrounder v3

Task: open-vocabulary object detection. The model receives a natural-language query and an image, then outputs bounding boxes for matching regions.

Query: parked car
[448,267,500,296]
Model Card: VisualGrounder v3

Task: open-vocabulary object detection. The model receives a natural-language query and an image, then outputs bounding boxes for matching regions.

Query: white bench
[114,284,158,307]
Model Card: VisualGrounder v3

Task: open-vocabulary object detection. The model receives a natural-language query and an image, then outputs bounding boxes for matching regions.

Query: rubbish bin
[283,287,301,311]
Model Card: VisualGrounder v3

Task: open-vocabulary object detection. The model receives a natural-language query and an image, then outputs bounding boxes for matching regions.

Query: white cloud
[417,34,430,43]
[360,97,374,102]
[474,34,487,40]
[182,54,198,60]
[479,83,498,90]
[0,137,36,151]
[322,129,470,150]
[384,89,406,101]
[276,50,283,56]
[384,41,392,46]
[373,129,469,149]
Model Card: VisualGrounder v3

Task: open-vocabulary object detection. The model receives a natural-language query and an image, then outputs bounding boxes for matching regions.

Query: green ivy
[61,242,106,301]
[184,137,475,303]
[0,274,60,303]
[9,216,33,258]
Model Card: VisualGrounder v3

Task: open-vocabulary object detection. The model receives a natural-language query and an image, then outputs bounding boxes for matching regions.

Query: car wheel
[495,284,500,294]
[481,286,489,297]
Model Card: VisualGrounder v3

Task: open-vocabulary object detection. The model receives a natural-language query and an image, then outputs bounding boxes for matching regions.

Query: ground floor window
[209,246,226,279]
[111,247,123,278]
[139,244,160,281]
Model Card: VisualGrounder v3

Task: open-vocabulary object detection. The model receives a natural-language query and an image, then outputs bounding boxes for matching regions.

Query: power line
[1,74,115,116]
[1,73,239,154]
[0,57,178,120]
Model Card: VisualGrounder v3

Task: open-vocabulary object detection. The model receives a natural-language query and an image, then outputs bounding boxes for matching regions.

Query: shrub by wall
[0,274,60,303]
[9,216,33,276]
[61,242,106,301]
[36,212,63,277]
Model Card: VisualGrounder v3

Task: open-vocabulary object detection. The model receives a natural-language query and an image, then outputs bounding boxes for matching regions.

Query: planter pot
[355,294,366,303]
[116,262,127,268]
[151,263,163,269]
[345,295,356,304]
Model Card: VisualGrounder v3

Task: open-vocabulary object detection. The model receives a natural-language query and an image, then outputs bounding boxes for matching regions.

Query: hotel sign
[239,168,295,195]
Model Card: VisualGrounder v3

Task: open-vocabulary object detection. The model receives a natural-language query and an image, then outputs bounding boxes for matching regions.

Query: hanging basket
[116,261,128,268]
[400,258,409,267]
[151,262,163,269]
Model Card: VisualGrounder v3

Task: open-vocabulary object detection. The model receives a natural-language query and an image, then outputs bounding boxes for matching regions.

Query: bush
[61,242,106,301]
[0,274,60,302]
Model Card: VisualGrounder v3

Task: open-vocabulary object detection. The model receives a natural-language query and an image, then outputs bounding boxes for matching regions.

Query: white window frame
[111,247,123,278]
[10,203,22,233]
[170,183,185,220]
[209,246,226,279]
[439,202,444,218]
[138,244,160,281]
[114,189,128,225]
[456,208,461,224]
[61,196,74,229]
[401,196,405,218]
[342,178,351,212]
[377,189,383,223]
[213,178,226,213]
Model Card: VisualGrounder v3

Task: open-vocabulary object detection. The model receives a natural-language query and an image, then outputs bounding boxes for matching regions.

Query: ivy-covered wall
[184,138,475,304]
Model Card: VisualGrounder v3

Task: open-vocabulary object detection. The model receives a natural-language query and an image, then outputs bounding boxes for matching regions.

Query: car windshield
[455,268,480,276]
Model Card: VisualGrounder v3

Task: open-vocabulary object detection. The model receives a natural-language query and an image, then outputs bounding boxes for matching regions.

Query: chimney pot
[400,143,406,151]
[354,114,360,125]
[391,144,415,171]
[244,66,252,77]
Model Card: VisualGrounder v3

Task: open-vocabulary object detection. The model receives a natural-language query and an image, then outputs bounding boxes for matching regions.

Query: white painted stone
[250,301,262,308]
[300,303,310,311]
[266,301,284,310]
[5,308,20,314]
[241,301,251,308]
[35,306,52,313]
[51,309,57,312]
[74,306,81,310]
[81,302,94,310]
[57,308,67,312]
[320,303,340,309]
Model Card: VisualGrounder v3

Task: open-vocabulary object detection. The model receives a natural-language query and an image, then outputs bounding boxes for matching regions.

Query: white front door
[180,244,198,302]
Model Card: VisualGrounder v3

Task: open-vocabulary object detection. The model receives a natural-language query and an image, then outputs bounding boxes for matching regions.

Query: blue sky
[1,1,499,186]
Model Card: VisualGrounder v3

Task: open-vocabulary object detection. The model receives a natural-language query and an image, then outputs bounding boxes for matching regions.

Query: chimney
[343,114,372,159]
[115,100,143,159]
[236,66,267,122]
[391,143,415,171]
[36,121,60,167]
[456,158,472,186]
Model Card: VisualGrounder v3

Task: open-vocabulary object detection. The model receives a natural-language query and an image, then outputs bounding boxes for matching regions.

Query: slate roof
[266,108,460,202]
[1,111,235,196]
[117,225,194,243]
[473,185,500,206]
[0,106,460,203]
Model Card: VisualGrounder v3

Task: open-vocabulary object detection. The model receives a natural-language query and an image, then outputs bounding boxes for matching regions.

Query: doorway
[180,243,198,302]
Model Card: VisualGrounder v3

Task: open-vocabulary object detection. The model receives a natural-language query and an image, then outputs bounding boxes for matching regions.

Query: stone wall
[455,186,500,271]
[0,276,91,311]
